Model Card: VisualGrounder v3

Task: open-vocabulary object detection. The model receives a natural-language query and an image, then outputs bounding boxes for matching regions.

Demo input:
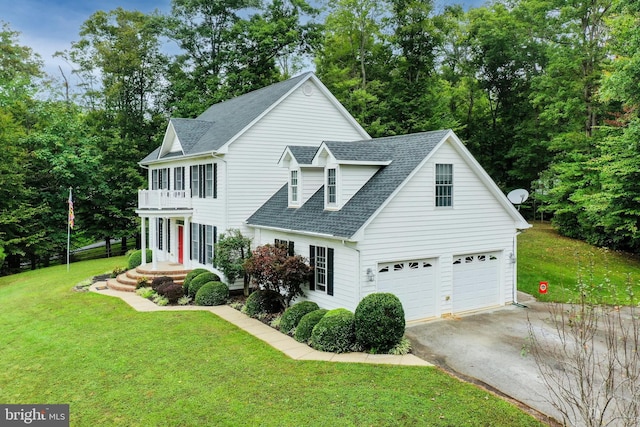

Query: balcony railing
[138,190,192,210]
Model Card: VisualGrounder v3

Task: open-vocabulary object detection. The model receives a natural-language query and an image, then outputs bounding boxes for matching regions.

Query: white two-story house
[134,72,530,321]
[135,73,369,273]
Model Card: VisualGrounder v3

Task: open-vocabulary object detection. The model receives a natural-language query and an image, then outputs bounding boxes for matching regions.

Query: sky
[2,0,485,83]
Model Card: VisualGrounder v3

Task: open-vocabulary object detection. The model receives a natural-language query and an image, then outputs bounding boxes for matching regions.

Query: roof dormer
[312,141,392,211]
[280,146,323,208]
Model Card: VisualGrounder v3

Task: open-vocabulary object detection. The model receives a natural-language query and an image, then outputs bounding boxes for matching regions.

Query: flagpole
[67,187,72,272]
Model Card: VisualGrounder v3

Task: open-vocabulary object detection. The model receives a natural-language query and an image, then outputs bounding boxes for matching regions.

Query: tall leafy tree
[315,0,391,135]
[66,8,168,253]
[0,23,45,272]
[464,3,545,187]
[165,0,319,117]
[384,0,458,134]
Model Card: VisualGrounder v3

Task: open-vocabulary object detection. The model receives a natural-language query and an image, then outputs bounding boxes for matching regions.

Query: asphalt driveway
[405,292,563,424]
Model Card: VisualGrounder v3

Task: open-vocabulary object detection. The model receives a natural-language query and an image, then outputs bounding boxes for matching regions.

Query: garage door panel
[377,259,437,321]
[453,253,500,313]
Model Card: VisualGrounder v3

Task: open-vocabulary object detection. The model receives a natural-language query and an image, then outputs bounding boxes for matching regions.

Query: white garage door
[452,252,500,313]
[377,259,437,321]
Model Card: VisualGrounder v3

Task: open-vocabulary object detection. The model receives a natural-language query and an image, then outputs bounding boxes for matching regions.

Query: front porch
[107,261,191,292]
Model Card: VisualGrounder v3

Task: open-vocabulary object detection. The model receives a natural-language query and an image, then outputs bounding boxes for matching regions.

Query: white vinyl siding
[339,164,379,206]
[359,140,515,316]
[223,80,368,237]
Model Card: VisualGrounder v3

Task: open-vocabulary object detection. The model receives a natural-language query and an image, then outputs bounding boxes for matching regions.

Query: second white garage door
[452,252,500,313]
[377,259,437,321]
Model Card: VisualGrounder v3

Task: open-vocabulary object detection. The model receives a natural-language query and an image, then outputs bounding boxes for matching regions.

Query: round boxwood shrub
[354,293,406,353]
[294,309,328,343]
[156,282,184,304]
[195,281,229,306]
[183,268,210,292]
[242,289,284,317]
[188,272,220,298]
[310,308,356,353]
[151,276,174,291]
[280,301,320,334]
[127,249,153,270]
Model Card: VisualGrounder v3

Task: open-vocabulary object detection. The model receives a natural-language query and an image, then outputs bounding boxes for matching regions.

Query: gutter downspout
[512,230,527,308]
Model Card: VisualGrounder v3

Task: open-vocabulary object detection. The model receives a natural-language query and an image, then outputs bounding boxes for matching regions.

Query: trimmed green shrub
[294,309,328,343]
[242,289,284,317]
[127,249,153,270]
[151,276,174,291]
[195,281,229,306]
[183,268,210,292]
[310,308,356,353]
[156,283,184,304]
[354,293,406,353]
[280,301,320,334]
[188,272,220,298]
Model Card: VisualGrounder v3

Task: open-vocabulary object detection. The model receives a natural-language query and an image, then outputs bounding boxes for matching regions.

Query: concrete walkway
[90,282,431,367]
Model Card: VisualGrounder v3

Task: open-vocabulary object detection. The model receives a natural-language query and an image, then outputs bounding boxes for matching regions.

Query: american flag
[68,189,75,229]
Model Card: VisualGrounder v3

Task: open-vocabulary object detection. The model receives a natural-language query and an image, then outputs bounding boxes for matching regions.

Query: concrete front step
[106,263,192,292]
[125,270,187,285]
[106,277,136,292]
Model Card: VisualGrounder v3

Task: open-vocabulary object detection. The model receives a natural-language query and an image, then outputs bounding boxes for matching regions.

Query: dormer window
[290,170,299,204]
[327,168,337,205]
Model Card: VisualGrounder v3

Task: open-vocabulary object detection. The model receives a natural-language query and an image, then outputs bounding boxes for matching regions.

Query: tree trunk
[121,236,127,255]
[243,273,250,297]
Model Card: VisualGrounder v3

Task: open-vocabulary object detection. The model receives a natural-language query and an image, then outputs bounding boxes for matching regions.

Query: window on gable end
[435,163,453,207]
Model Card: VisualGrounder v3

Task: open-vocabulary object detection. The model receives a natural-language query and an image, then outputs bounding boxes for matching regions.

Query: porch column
[162,217,168,262]
[184,216,190,269]
[150,217,158,271]
[140,216,147,266]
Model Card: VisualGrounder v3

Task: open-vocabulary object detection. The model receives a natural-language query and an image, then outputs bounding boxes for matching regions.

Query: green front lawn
[0,258,542,426]
[518,222,640,304]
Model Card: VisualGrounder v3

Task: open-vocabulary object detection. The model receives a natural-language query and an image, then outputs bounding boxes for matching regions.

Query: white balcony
[138,190,192,210]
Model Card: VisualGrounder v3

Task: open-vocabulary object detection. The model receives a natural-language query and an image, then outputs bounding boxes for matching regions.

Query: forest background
[1,0,639,273]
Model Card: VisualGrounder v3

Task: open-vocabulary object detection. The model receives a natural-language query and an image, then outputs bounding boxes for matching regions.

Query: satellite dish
[507,189,529,206]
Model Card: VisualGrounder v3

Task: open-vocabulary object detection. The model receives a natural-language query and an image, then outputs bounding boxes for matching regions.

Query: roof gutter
[245,223,358,243]
[140,150,219,167]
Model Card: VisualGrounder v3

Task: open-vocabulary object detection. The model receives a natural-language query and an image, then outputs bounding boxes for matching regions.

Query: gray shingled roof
[246,130,450,239]
[323,140,395,162]
[287,146,319,165]
[141,72,313,164]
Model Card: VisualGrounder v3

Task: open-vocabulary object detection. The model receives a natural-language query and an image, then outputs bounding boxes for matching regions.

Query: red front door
[178,225,184,264]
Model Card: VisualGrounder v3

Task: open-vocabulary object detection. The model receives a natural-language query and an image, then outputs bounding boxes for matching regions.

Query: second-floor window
[290,170,299,204]
[174,167,185,191]
[327,168,336,205]
[152,168,169,190]
[435,163,453,207]
[190,164,217,198]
